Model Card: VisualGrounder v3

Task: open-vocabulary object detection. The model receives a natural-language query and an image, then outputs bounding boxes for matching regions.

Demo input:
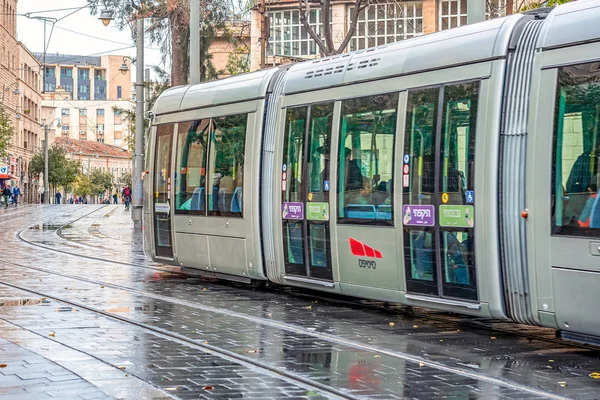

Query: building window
[350,2,423,51]
[78,68,89,80]
[79,108,87,116]
[114,109,122,116]
[97,109,105,117]
[62,83,73,93]
[62,124,69,131]
[97,138,105,143]
[61,108,70,116]
[439,0,467,30]
[44,67,55,78]
[96,124,105,131]
[94,70,106,80]
[268,9,323,57]
[60,67,72,78]
[117,86,122,99]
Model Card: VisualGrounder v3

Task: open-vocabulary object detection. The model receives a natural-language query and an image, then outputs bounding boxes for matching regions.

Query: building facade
[250,0,512,70]
[35,53,133,149]
[55,136,132,196]
[16,44,43,203]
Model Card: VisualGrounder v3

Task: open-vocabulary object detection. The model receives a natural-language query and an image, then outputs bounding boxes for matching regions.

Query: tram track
[5,206,593,398]
[0,259,575,400]
[0,279,354,400]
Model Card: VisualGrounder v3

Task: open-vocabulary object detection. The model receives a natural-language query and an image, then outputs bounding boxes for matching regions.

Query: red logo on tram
[349,238,382,259]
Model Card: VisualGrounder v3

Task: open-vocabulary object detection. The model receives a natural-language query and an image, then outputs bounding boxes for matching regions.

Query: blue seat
[191,187,204,211]
[589,195,600,228]
[345,204,376,219]
[376,205,392,221]
[218,188,227,212]
[231,187,242,213]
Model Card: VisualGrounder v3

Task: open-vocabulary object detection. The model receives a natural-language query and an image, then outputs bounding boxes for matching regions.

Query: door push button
[590,242,600,256]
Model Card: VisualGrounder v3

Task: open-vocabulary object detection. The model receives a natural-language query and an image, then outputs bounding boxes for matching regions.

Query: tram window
[175,119,209,215]
[552,62,600,237]
[338,93,398,225]
[404,88,439,205]
[283,107,307,203]
[207,113,248,217]
[440,82,478,204]
[308,103,334,203]
[440,230,476,291]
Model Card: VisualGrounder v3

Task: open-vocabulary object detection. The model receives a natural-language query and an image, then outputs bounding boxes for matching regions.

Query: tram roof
[153,67,279,116]
[281,13,524,95]
[537,0,600,51]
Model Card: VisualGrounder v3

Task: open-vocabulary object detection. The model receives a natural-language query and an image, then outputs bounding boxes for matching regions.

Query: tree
[0,105,14,158]
[90,169,114,197]
[73,174,94,197]
[89,0,230,85]
[518,0,571,12]
[119,171,133,188]
[299,0,370,56]
[29,145,81,195]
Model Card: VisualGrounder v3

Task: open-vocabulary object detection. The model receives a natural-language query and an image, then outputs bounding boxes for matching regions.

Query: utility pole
[467,0,486,24]
[44,124,49,204]
[132,17,145,228]
[190,0,200,84]
[259,0,266,69]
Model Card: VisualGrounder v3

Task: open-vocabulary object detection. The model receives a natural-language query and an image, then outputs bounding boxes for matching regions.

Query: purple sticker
[402,205,434,226]
[282,202,304,220]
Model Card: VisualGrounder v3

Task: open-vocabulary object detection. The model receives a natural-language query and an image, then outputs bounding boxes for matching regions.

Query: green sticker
[306,202,329,221]
[439,205,474,228]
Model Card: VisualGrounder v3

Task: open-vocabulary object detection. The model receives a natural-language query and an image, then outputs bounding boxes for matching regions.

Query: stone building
[250,0,513,71]
[54,136,132,196]
[35,53,134,149]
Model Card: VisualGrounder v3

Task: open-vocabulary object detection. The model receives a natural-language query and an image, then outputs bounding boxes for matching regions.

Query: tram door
[153,124,174,259]
[402,83,479,301]
[281,103,335,281]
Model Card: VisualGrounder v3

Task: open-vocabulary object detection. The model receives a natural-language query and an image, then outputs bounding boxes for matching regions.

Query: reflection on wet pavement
[0,205,599,399]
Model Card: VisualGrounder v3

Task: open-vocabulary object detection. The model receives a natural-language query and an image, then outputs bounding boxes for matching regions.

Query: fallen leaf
[203,386,213,390]
[589,372,600,379]
[203,288,207,291]
[389,322,395,327]
[549,360,555,363]
[490,336,497,340]
[118,366,126,370]
[413,325,418,328]
[100,286,105,289]
[419,362,424,367]
[439,339,444,342]
[41,298,46,301]
[204,341,208,344]
[246,350,258,354]
[0,364,6,368]
[305,305,312,310]
[558,382,567,387]
[48,332,55,337]
[374,355,380,358]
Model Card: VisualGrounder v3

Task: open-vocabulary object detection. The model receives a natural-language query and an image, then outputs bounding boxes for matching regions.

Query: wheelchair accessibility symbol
[465,190,474,204]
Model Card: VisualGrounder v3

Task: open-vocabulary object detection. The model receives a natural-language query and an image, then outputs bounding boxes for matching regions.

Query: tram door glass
[403,82,479,301]
[552,62,600,237]
[154,123,175,258]
[282,103,335,280]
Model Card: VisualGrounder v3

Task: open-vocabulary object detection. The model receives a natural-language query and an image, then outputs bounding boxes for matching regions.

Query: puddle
[29,224,62,231]
[0,298,42,306]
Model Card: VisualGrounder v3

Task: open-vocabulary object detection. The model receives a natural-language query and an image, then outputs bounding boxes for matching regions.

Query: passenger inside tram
[552,62,600,236]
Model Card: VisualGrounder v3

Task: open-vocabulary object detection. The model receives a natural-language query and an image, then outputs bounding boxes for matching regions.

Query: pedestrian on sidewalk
[113,192,118,204]
[12,186,21,207]
[55,191,62,205]
[2,185,10,208]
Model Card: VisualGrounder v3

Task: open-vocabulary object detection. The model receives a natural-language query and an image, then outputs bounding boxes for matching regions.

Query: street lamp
[41,117,61,204]
[119,56,132,75]
[98,8,113,26]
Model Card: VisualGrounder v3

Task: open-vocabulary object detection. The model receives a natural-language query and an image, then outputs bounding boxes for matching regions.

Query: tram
[143,0,600,342]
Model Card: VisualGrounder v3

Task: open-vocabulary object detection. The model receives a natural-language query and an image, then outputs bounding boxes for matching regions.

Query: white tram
[144,1,600,342]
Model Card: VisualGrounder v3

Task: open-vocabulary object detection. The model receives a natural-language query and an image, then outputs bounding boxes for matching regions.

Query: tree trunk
[170,13,188,86]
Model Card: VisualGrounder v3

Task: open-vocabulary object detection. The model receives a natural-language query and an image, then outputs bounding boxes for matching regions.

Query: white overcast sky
[17,0,166,81]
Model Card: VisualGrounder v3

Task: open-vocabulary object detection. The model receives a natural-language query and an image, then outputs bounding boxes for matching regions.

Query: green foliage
[119,171,132,188]
[29,145,81,189]
[73,174,94,197]
[519,0,571,12]
[0,105,14,158]
[223,46,250,77]
[90,169,114,196]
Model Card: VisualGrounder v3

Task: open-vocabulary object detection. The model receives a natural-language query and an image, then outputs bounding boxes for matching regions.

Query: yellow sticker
[442,193,449,204]
[308,192,313,202]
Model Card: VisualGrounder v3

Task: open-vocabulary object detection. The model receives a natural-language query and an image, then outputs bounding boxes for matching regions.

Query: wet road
[0,205,599,399]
